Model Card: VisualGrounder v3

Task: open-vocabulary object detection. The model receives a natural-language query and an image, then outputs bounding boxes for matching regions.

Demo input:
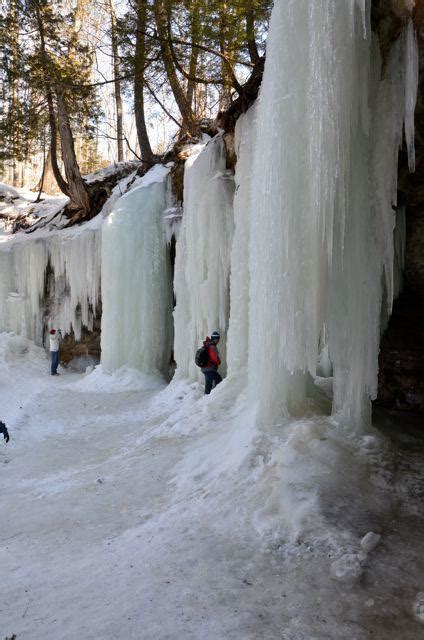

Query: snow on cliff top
[0,161,170,245]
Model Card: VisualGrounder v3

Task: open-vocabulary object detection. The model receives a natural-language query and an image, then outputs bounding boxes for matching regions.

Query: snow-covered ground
[1,332,424,640]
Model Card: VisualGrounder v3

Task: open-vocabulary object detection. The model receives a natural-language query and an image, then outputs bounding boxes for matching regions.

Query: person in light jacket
[49,328,62,375]
[201,331,222,395]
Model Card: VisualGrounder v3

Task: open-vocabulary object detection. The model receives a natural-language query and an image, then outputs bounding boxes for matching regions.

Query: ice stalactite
[47,227,101,339]
[404,19,419,173]
[173,135,235,380]
[232,0,418,429]
[0,227,101,344]
[328,13,417,428]
[0,250,14,333]
[247,0,349,423]
[226,106,257,377]
[101,166,173,377]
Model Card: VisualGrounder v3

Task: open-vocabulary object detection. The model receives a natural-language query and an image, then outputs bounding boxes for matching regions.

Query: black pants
[203,370,222,395]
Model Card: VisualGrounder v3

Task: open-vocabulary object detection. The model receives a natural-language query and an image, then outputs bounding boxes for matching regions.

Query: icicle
[404,18,418,172]
[0,224,102,345]
[246,0,355,423]
[238,0,418,430]
[226,105,257,377]
[393,206,406,300]
[101,166,173,376]
[173,135,234,380]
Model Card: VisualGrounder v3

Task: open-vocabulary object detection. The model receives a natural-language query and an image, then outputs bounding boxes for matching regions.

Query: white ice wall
[101,166,173,376]
[0,227,101,345]
[226,105,257,377]
[173,135,235,380]
[227,0,416,429]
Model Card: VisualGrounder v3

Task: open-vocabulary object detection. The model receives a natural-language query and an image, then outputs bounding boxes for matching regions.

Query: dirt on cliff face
[59,310,101,371]
[378,293,424,412]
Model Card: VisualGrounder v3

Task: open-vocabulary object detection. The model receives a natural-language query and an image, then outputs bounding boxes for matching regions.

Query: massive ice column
[173,135,235,380]
[101,166,173,376]
[226,105,257,377]
[242,0,417,429]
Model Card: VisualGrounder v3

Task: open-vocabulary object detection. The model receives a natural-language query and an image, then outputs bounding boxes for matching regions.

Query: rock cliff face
[59,307,101,371]
[376,0,424,412]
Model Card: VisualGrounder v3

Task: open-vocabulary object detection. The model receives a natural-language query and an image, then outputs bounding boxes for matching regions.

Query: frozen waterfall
[228,0,418,429]
[173,135,235,380]
[226,105,257,378]
[0,225,101,345]
[100,166,173,377]
[0,0,417,434]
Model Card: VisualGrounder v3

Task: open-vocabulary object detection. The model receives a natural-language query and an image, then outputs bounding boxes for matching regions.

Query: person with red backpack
[199,331,222,395]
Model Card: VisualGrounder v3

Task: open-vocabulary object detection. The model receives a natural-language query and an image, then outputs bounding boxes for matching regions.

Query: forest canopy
[0,0,271,211]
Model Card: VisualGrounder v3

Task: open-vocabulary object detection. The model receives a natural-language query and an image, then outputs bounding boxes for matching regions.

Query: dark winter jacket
[201,337,221,372]
[0,421,9,443]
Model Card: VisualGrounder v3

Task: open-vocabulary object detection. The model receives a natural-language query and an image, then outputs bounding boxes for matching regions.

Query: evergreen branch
[144,79,181,128]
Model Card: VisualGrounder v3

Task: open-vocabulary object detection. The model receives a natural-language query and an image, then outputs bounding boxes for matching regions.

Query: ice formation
[222,0,418,429]
[226,106,257,377]
[0,226,101,344]
[101,165,173,376]
[360,531,381,553]
[0,169,141,350]
[0,1,418,435]
[173,135,235,379]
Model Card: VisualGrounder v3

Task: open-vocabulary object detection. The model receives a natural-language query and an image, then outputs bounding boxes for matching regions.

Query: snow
[67,364,165,393]
[0,182,21,200]
[330,553,365,584]
[2,334,424,639]
[83,160,140,185]
[360,531,381,552]
[0,184,68,235]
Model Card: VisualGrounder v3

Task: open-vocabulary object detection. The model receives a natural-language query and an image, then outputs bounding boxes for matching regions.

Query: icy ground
[1,333,424,640]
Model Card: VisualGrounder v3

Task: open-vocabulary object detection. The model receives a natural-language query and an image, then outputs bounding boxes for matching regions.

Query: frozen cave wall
[0,226,101,361]
[172,0,421,427]
[223,0,417,430]
[377,2,424,412]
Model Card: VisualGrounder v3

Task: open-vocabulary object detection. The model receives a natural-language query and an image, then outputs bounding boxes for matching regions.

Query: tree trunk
[56,88,90,214]
[46,91,70,196]
[153,0,198,136]
[109,0,124,162]
[245,0,260,64]
[41,147,61,195]
[186,0,200,109]
[219,1,233,110]
[33,0,70,196]
[134,0,156,164]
